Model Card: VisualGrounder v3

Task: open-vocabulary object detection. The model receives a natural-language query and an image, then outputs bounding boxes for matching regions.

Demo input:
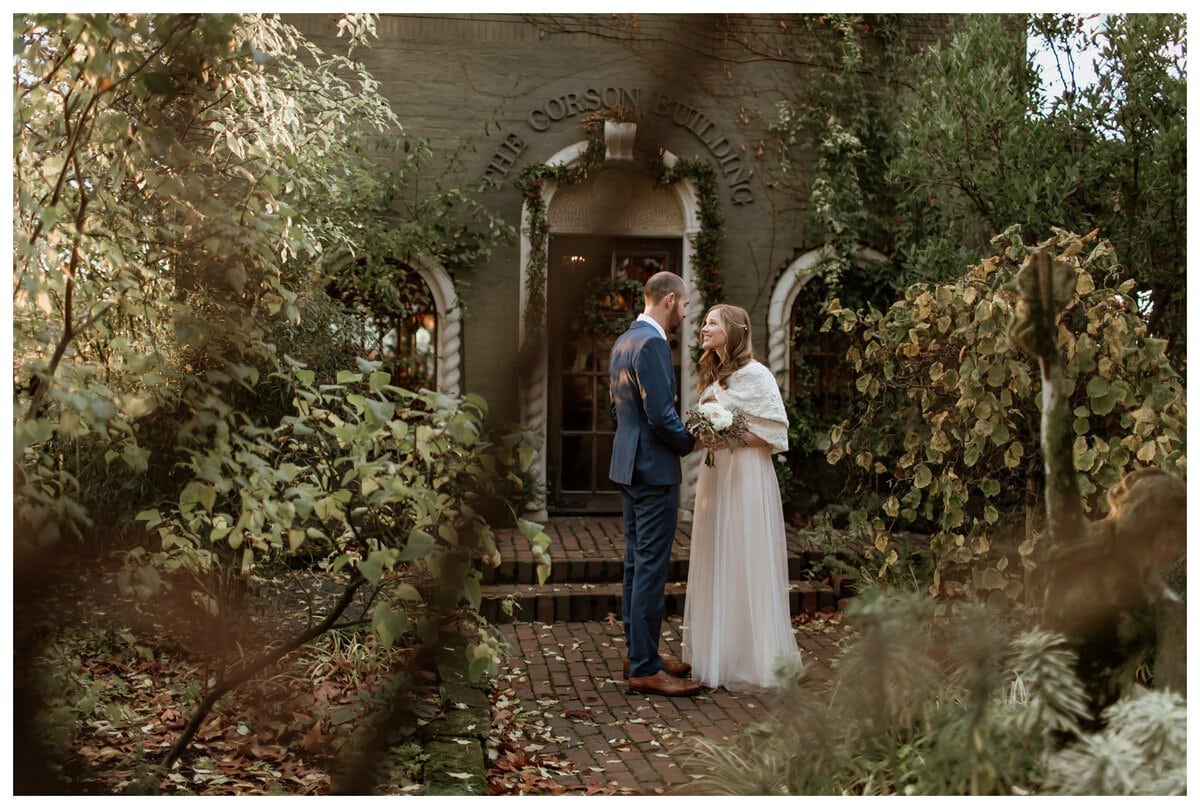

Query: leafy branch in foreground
[124,362,542,772]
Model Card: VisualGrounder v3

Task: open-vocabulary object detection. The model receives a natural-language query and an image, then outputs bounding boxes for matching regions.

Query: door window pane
[560,435,593,492]
[562,375,593,431]
[595,376,615,432]
[596,434,617,491]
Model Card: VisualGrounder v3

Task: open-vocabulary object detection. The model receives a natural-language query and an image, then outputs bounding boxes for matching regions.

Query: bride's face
[700,310,727,352]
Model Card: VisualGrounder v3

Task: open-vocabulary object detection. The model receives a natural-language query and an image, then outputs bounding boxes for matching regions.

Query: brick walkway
[486,516,853,795]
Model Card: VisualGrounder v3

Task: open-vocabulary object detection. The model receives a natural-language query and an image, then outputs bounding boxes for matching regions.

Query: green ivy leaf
[364,398,395,425]
[180,481,217,514]
[463,575,481,610]
[368,370,391,392]
[1086,377,1110,398]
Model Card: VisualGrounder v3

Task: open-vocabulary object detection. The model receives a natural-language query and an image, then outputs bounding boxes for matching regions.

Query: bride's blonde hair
[697,304,754,394]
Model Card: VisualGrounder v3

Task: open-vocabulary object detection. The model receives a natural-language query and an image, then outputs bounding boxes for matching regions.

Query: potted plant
[598,104,639,161]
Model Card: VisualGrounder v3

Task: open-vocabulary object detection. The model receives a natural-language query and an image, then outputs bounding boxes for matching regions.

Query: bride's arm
[741,430,769,448]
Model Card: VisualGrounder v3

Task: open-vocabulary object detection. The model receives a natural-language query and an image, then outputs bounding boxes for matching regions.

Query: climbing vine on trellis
[515,110,724,369]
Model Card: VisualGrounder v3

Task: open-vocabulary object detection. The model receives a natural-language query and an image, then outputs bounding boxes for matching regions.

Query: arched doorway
[519,143,702,517]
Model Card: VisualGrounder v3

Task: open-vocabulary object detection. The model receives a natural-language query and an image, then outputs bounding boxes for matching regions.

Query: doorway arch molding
[766,246,888,395]
[519,141,704,519]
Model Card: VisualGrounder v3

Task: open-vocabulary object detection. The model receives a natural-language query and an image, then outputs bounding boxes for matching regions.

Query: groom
[608,271,702,697]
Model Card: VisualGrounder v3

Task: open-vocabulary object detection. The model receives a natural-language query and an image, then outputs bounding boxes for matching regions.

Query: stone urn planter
[603,120,636,162]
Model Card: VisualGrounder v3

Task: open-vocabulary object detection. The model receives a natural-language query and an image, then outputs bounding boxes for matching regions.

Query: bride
[683,303,803,690]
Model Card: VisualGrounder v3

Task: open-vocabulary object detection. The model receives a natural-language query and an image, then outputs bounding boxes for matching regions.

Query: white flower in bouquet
[685,401,749,467]
[697,401,734,431]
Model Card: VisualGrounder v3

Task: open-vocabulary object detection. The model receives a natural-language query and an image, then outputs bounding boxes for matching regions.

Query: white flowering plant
[685,401,749,467]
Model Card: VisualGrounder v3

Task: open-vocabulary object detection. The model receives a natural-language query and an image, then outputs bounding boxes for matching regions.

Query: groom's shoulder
[618,320,654,343]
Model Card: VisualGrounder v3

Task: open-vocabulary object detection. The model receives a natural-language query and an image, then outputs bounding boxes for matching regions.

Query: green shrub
[128,360,544,676]
[823,229,1185,600]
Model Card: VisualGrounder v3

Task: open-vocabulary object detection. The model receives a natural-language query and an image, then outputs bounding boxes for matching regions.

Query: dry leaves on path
[485,678,621,795]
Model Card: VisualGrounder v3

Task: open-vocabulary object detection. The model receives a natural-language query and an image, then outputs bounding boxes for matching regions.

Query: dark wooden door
[547,235,683,513]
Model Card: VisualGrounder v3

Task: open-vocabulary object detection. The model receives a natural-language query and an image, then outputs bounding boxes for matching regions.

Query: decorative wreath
[579,277,645,338]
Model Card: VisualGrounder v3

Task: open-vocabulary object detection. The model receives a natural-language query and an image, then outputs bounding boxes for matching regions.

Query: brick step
[481,549,846,586]
[479,579,850,624]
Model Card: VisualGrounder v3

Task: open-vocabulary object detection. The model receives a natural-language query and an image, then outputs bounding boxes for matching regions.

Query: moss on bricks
[423,739,487,795]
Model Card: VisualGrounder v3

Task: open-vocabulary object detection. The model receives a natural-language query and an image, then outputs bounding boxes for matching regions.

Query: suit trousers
[620,481,679,678]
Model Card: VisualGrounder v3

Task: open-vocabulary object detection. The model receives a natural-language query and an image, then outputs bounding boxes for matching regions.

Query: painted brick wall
[285,13,965,421]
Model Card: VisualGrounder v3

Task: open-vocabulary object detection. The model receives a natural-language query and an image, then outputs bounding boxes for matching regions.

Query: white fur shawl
[701,360,789,453]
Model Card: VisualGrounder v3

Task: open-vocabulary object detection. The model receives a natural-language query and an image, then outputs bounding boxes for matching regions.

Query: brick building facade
[287,13,962,517]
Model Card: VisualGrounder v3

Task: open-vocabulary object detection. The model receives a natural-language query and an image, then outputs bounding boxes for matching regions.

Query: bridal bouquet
[685,401,749,467]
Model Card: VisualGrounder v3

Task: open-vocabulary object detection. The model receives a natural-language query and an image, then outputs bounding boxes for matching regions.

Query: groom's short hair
[643,271,687,305]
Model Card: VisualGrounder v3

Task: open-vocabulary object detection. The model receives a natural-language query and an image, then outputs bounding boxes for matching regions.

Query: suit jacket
[608,320,696,486]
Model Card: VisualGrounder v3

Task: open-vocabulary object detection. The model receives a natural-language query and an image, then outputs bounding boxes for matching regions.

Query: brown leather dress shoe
[627,669,703,697]
[623,657,692,679]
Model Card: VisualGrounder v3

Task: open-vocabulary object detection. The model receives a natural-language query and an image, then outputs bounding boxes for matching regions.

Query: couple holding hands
[609,271,803,697]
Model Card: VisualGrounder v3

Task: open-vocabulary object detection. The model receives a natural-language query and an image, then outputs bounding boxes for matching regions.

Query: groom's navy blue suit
[608,319,696,679]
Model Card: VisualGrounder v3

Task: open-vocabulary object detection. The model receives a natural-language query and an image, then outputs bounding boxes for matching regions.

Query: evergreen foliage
[889,14,1186,368]
[685,589,1185,795]
[772,14,1185,369]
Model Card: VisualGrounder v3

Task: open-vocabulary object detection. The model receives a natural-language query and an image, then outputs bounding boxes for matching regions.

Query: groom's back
[608,322,687,487]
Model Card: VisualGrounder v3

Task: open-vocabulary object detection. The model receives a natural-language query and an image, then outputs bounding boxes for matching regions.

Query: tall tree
[887,13,1186,369]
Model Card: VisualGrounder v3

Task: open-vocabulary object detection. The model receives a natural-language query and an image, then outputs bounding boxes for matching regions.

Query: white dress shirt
[636,313,667,342]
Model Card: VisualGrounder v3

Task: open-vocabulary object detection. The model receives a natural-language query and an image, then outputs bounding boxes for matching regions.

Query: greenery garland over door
[515,109,725,371]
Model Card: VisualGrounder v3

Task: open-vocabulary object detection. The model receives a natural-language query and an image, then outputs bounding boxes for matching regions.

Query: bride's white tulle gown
[683,360,804,691]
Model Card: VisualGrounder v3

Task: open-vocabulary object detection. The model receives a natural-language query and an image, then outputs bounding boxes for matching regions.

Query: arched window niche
[766,246,887,395]
[324,253,462,397]
[766,246,887,517]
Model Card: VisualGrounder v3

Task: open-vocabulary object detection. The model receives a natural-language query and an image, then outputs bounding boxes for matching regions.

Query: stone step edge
[481,550,851,586]
[478,580,850,624]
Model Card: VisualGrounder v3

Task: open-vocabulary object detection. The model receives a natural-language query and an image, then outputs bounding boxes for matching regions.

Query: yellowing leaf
[120,394,156,418]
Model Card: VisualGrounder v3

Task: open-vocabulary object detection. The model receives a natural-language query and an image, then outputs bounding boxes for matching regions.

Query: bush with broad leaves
[823,228,1185,600]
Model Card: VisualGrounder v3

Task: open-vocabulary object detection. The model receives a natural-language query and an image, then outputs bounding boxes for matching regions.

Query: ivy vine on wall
[515,109,725,368]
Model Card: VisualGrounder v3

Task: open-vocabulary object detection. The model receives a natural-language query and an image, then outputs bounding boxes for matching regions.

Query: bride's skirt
[683,445,803,691]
